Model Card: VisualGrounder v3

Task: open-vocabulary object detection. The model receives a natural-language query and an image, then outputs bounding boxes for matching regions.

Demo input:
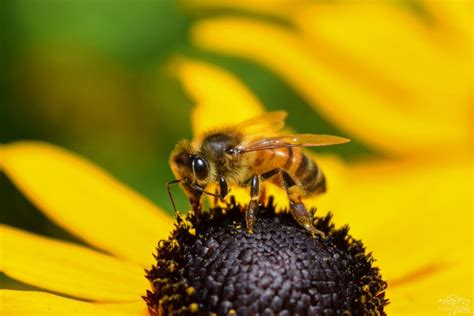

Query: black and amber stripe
[279,147,326,197]
[290,150,325,197]
[250,147,326,197]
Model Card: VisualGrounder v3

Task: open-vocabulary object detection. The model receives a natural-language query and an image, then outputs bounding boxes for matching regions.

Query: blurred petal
[182,0,302,18]
[0,225,147,302]
[422,0,473,47]
[172,58,264,136]
[1,141,173,267]
[386,245,472,315]
[192,17,471,156]
[0,290,147,316]
[294,3,471,148]
[315,159,472,312]
[295,2,471,98]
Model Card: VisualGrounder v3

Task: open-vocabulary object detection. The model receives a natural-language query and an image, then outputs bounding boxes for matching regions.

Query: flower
[1,54,470,315]
[0,142,387,315]
[145,203,387,315]
[0,105,388,315]
[1,1,472,314]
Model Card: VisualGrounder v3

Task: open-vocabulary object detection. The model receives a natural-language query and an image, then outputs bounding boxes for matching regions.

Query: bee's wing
[235,134,350,153]
[236,111,287,135]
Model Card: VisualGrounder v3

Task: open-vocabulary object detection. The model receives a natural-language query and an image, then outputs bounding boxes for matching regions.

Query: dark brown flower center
[144,199,388,315]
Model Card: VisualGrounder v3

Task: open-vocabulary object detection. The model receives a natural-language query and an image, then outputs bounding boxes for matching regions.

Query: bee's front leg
[246,174,260,234]
[189,191,203,222]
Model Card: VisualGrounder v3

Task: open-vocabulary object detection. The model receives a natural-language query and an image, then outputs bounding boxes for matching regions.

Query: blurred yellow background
[1,1,472,315]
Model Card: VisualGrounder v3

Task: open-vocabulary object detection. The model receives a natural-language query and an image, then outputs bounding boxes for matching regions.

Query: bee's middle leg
[245,174,260,234]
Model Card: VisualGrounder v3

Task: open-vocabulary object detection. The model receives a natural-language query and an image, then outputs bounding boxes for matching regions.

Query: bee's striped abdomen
[286,149,326,197]
[250,147,326,197]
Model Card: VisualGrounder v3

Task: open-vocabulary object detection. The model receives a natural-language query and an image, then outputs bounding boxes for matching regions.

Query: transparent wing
[236,111,287,135]
[235,134,350,153]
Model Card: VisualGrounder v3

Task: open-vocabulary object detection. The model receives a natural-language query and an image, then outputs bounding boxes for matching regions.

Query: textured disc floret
[145,199,387,315]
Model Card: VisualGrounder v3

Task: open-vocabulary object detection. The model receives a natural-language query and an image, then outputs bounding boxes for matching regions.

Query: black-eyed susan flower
[1,1,471,315]
[0,139,387,315]
[145,202,387,315]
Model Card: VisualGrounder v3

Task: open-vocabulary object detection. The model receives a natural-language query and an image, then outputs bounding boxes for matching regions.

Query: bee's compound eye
[192,156,209,181]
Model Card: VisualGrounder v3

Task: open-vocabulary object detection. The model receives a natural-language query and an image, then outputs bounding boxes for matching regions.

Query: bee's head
[169,140,211,192]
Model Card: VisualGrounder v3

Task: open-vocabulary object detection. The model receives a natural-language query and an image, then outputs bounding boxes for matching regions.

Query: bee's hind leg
[282,172,325,238]
[260,168,324,237]
[245,174,260,234]
[289,197,325,238]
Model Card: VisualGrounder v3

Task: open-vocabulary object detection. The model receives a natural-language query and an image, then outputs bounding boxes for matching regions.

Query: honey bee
[168,112,350,236]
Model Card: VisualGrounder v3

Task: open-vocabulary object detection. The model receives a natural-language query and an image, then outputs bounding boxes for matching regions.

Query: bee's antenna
[166,179,182,214]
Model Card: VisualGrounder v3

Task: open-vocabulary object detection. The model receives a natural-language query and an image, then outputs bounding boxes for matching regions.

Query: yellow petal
[191,17,471,156]
[0,290,147,316]
[422,0,473,48]
[294,3,471,148]
[315,159,472,312]
[386,245,472,315]
[0,225,148,302]
[295,2,471,103]
[182,0,302,18]
[171,57,265,136]
[1,141,174,267]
